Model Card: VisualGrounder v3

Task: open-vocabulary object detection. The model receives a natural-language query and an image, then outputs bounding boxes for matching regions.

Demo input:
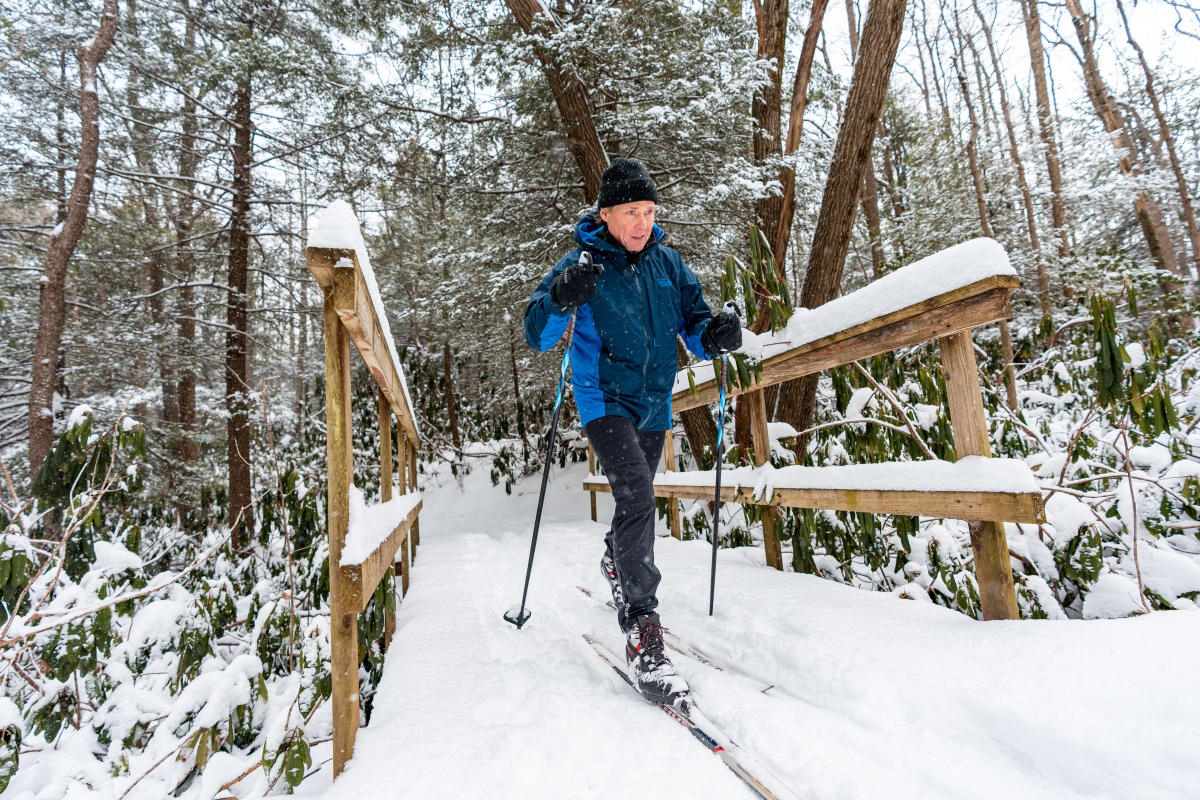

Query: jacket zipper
[631,256,660,428]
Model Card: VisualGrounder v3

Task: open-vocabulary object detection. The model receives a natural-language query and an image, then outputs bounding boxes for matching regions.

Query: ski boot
[601,551,630,629]
[625,612,689,706]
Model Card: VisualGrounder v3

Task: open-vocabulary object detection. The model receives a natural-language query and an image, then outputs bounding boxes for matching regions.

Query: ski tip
[503,607,532,629]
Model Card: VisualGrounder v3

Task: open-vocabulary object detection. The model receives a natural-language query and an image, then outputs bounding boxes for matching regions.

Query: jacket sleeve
[676,257,714,359]
[524,252,575,352]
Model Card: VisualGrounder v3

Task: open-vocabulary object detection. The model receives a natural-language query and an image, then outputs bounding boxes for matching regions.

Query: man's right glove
[550,251,602,310]
[701,305,742,356]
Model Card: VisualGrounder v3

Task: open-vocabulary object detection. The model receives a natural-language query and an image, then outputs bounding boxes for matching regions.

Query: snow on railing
[651,456,1038,496]
[309,200,419,439]
[342,487,423,567]
[675,237,1016,394]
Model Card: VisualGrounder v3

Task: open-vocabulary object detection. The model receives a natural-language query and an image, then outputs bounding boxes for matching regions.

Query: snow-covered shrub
[0,401,406,796]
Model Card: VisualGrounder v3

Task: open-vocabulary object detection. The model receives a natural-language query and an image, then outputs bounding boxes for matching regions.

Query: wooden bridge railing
[585,238,1044,621]
[308,201,422,776]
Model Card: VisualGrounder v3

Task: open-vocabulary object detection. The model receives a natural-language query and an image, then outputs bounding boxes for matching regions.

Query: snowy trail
[312,458,1200,800]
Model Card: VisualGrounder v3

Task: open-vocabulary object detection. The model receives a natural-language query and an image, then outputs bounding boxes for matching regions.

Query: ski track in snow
[303,459,1200,800]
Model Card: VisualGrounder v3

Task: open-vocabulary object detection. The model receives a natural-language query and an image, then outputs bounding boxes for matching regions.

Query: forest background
[1,0,1200,796]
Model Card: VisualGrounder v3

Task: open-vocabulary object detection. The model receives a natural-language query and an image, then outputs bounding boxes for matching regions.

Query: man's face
[600,201,656,253]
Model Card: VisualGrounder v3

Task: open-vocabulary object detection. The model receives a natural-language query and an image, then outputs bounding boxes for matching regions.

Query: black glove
[550,251,602,310]
[701,304,742,356]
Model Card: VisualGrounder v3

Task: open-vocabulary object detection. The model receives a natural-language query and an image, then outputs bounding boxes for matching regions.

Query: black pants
[585,415,665,622]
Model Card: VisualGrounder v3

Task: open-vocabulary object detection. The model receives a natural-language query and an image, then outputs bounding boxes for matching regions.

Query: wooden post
[397,432,410,595]
[398,433,408,496]
[408,441,420,553]
[380,393,393,502]
[587,443,598,522]
[324,281,359,777]
[747,389,783,569]
[379,392,396,648]
[938,330,1020,621]
[662,429,681,540]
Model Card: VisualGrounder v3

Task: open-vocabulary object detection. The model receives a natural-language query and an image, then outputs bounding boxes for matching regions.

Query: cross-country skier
[523,158,742,705]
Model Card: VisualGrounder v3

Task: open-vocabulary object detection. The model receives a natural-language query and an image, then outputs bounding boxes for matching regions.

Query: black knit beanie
[597,158,658,208]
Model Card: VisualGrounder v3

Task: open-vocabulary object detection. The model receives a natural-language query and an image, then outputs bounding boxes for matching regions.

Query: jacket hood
[574,212,666,255]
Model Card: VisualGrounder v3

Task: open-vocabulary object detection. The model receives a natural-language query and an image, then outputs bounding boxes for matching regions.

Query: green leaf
[0,725,20,793]
[284,737,312,788]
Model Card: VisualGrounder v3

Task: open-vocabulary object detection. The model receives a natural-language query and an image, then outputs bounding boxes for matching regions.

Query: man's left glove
[550,251,603,310]
[701,304,742,356]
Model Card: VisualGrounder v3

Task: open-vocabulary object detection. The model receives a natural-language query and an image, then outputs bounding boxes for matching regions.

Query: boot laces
[635,618,668,667]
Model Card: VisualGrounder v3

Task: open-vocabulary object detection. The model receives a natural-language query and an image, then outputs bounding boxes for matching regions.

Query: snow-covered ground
[296,458,1200,800]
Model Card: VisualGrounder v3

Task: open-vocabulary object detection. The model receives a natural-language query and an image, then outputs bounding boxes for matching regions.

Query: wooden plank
[582,477,1046,524]
[588,443,598,522]
[939,332,991,457]
[307,247,340,289]
[396,431,409,595]
[398,432,409,495]
[379,392,395,647]
[380,393,393,503]
[747,390,782,569]
[409,441,420,553]
[662,431,680,540]
[323,283,358,778]
[310,246,421,447]
[341,500,423,614]
[399,521,411,597]
[939,331,1020,620]
[674,284,1013,412]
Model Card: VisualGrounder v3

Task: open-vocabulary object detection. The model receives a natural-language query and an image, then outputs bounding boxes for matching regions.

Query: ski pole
[708,354,727,617]
[709,300,739,617]
[505,252,595,630]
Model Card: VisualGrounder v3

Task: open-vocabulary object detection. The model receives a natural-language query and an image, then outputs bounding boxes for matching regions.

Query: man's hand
[701,303,742,356]
[550,251,602,310]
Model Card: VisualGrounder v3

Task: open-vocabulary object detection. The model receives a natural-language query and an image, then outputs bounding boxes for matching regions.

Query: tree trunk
[505,0,608,201]
[675,340,717,463]
[954,39,1019,409]
[845,0,886,279]
[771,0,828,270]
[746,0,828,444]
[443,341,461,452]
[1117,0,1200,277]
[792,0,908,440]
[226,76,253,545]
[973,0,1050,317]
[1019,0,1071,257]
[879,113,907,256]
[752,0,788,271]
[56,52,69,226]
[28,0,119,480]
[173,6,200,464]
[1065,0,1179,284]
[126,0,179,430]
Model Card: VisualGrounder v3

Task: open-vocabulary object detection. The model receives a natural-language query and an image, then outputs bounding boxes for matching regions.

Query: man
[524,158,741,705]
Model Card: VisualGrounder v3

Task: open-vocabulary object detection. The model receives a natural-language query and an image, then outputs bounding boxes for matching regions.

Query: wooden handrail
[674,274,1017,412]
[308,247,420,444]
[341,499,422,613]
[582,474,1046,523]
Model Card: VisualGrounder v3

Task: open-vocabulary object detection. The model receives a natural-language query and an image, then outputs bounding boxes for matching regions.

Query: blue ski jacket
[524,213,715,431]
